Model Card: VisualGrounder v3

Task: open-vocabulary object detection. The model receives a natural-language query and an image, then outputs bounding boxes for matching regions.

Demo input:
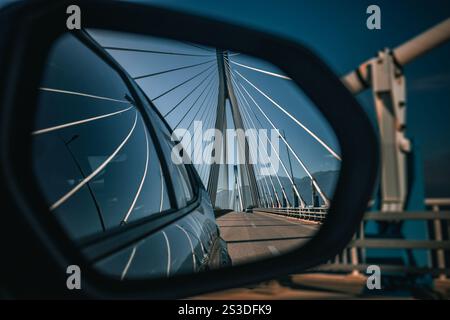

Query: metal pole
[342,18,450,94]
[394,18,450,66]
[432,204,447,280]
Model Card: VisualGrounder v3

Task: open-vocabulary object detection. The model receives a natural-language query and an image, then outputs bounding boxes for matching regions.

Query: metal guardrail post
[334,254,340,264]
[342,247,348,265]
[316,199,450,282]
[350,233,360,276]
[432,204,447,280]
[360,221,366,265]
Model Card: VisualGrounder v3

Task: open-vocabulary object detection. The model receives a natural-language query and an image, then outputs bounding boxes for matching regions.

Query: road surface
[217,210,320,265]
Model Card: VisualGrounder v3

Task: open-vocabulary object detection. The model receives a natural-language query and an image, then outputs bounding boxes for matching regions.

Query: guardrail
[254,207,328,222]
[319,198,450,281]
[257,199,450,281]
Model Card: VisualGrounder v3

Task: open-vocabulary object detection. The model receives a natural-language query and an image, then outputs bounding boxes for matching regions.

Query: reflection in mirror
[31,30,341,280]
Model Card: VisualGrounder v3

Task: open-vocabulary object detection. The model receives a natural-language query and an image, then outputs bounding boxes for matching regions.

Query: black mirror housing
[0,0,378,299]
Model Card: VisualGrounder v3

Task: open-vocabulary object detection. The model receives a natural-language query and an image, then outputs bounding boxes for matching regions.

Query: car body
[31,30,231,280]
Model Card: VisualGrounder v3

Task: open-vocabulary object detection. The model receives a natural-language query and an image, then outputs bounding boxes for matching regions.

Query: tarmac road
[217,210,320,265]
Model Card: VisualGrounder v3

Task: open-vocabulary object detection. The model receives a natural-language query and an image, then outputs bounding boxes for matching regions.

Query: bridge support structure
[342,18,450,269]
[343,18,450,212]
[371,49,410,212]
[207,50,260,210]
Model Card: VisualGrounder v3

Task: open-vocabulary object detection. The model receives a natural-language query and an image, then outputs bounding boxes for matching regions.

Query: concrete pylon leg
[207,49,227,207]
[223,52,260,208]
[207,50,261,209]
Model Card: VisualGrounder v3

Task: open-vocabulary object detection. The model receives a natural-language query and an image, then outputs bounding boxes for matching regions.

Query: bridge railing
[256,199,450,281]
[254,207,328,222]
[316,198,450,282]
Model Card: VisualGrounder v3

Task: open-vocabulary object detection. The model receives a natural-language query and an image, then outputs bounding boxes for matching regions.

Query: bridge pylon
[207,49,261,210]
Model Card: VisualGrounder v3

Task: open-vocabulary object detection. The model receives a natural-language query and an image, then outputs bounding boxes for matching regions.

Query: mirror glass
[31,30,341,280]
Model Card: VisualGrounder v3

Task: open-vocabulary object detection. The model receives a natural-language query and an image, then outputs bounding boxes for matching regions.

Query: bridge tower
[207,50,260,210]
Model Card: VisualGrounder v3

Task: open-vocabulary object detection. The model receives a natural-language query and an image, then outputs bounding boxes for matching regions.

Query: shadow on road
[214,209,234,218]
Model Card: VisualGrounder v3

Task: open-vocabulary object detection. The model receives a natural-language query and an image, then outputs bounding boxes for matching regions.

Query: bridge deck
[217,210,320,265]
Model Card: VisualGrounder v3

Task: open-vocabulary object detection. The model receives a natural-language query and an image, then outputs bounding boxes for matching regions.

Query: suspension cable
[50,111,138,211]
[228,90,264,207]
[179,80,218,134]
[238,97,280,208]
[232,72,329,206]
[103,46,216,57]
[32,106,133,135]
[152,63,215,101]
[134,59,216,80]
[235,70,341,161]
[228,59,291,80]
[163,68,216,118]
[228,69,277,207]
[223,62,282,202]
[237,90,294,206]
[225,61,305,206]
[182,41,217,53]
[182,83,218,152]
[173,76,216,129]
[198,100,218,182]
[225,66,295,207]
[182,84,218,181]
[232,79,299,207]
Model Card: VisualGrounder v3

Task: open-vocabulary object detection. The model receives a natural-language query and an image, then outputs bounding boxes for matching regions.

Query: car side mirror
[0,0,378,299]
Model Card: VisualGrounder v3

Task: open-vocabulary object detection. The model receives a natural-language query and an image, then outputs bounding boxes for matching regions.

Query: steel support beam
[342,18,450,95]
[372,50,410,211]
[341,18,450,211]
